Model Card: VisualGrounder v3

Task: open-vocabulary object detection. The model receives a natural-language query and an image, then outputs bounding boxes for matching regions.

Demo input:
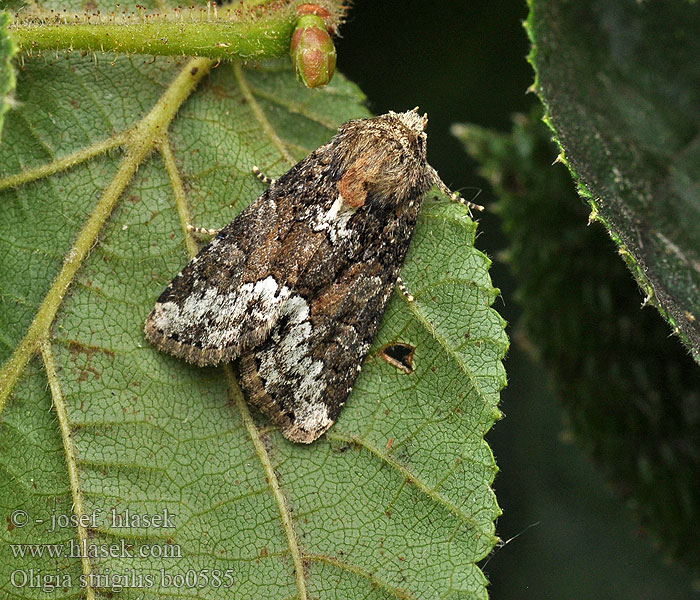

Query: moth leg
[186,167,275,238]
[252,165,276,187]
[427,165,484,213]
[186,224,221,237]
[396,276,415,302]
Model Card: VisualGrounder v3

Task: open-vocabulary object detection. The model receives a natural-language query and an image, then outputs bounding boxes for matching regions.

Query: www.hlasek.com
[11,536,182,559]
[8,507,235,593]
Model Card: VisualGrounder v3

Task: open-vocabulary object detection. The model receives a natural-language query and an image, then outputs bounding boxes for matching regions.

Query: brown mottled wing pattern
[144,147,338,366]
[239,200,421,443]
[145,110,441,443]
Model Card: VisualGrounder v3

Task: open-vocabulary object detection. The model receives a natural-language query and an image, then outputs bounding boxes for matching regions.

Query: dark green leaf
[526,0,700,362]
[455,108,700,570]
[0,2,25,13]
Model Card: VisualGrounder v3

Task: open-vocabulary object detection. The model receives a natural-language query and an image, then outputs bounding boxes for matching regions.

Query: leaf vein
[304,553,414,600]
[245,83,350,132]
[0,129,127,193]
[224,366,310,600]
[40,338,97,600]
[161,120,309,600]
[326,432,488,535]
[232,62,296,166]
[0,58,212,414]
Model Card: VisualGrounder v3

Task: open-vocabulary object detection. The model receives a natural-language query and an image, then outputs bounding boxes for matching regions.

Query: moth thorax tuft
[391,110,428,135]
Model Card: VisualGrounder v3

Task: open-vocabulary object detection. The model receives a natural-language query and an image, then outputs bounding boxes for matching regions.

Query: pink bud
[290,14,336,88]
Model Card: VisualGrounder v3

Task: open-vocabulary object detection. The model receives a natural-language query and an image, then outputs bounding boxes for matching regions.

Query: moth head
[335,110,433,207]
[394,108,428,136]
[388,108,428,160]
[338,109,428,160]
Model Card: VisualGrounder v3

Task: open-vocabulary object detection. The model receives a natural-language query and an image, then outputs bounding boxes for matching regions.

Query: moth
[144,109,480,443]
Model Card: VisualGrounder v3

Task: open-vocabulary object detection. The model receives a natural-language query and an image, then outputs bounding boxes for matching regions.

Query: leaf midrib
[0,57,212,411]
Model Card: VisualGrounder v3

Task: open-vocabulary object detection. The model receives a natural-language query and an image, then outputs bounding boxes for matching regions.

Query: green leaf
[0,50,506,600]
[455,109,700,570]
[526,0,700,362]
[0,10,17,142]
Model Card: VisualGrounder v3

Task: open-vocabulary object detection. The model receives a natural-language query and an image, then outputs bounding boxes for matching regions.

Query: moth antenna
[427,165,484,213]
[410,106,428,128]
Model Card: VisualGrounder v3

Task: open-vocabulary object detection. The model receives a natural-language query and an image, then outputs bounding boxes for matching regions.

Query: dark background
[336,1,699,598]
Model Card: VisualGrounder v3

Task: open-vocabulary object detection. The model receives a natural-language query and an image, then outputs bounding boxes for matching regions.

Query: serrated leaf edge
[524,0,700,363]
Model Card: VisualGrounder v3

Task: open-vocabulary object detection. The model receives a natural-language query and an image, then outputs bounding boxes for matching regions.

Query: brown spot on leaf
[68,341,114,383]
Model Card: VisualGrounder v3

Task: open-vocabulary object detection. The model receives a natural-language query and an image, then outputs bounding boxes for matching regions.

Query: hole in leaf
[380,342,415,374]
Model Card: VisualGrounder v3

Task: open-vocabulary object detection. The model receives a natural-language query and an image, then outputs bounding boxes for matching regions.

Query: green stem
[9,5,298,59]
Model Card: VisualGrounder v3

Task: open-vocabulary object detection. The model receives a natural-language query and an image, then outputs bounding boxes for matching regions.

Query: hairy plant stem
[9,3,299,60]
